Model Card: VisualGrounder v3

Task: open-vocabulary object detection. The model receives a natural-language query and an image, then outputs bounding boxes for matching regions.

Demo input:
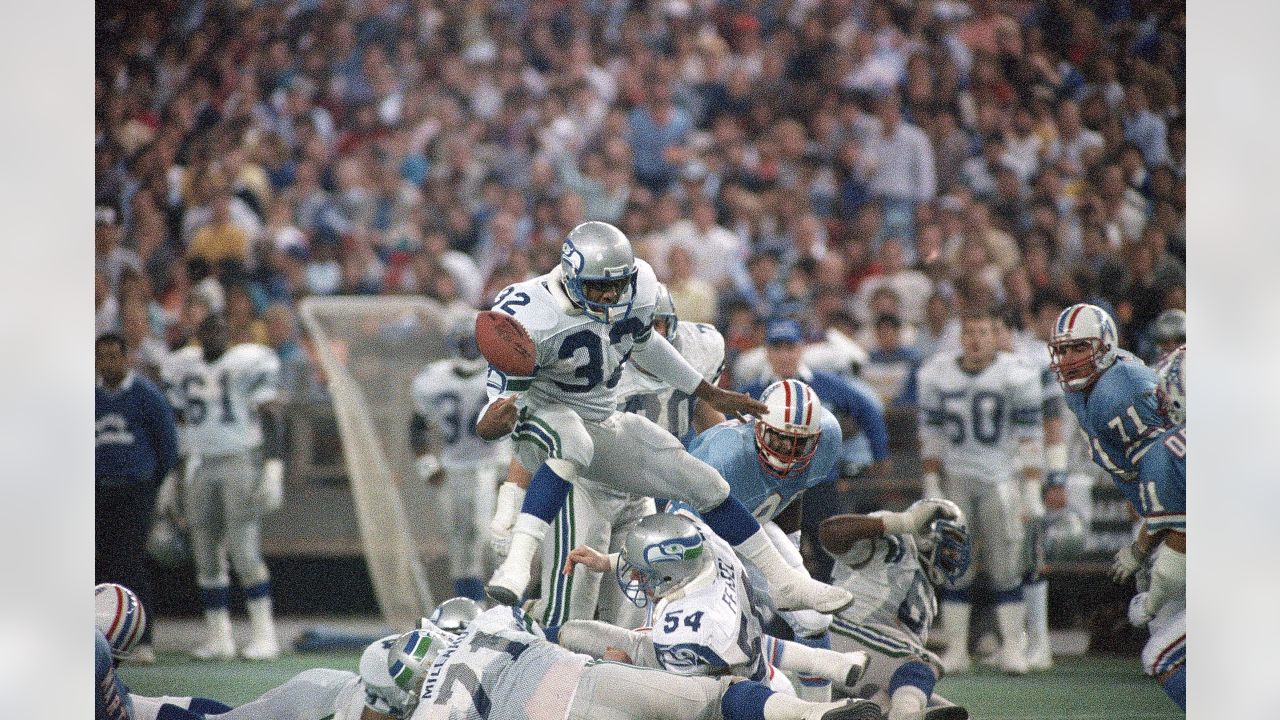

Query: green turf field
[121,652,1181,719]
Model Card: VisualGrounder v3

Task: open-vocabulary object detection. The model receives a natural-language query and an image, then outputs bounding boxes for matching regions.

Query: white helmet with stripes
[754,379,824,477]
[1049,303,1119,391]
[95,582,148,659]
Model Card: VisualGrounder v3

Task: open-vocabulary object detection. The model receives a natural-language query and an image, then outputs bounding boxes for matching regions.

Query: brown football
[475,310,537,377]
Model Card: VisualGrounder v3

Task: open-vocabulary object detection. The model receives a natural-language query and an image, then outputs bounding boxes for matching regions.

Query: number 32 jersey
[917,351,1043,483]
[485,261,662,423]
[413,360,512,471]
[163,343,280,456]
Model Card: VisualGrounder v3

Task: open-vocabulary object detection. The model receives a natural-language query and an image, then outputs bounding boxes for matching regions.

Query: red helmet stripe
[802,385,814,425]
[782,379,793,423]
[106,585,126,642]
[1065,305,1085,332]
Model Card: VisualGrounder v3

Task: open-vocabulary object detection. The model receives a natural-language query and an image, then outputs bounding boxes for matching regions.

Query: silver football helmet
[1049,303,1120,391]
[616,512,712,608]
[1151,309,1186,357]
[428,597,482,634]
[1155,344,1186,425]
[387,621,457,700]
[444,310,485,373]
[560,221,638,323]
[916,514,972,588]
[360,634,414,718]
[654,282,679,341]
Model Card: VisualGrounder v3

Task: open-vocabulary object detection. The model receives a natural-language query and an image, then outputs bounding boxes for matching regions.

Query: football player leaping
[528,282,728,632]
[410,311,512,601]
[162,314,286,660]
[476,221,852,615]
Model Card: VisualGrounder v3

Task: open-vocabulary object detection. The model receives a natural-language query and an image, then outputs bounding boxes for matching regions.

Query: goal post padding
[298,296,456,627]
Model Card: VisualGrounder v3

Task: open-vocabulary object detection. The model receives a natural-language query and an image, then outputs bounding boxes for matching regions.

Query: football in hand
[475,310,537,376]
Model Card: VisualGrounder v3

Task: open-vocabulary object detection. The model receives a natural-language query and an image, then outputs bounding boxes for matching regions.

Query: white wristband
[922,472,943,499]
[880,511,912,536]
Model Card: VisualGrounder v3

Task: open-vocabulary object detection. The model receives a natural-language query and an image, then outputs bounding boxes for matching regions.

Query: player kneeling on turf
[818,500,974,720]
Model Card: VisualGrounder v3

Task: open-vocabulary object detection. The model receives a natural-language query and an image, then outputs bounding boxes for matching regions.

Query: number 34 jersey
[485,260,662,423]
[917,351,1043,483]
[413,360,512,471]
[162,343,280,456]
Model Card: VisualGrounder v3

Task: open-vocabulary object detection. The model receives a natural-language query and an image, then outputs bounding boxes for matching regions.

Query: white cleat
[997,644,1029,675]
[837,650,872,689]
[486,560,532,606]
[241,635,281,661]
[1025,635,1054,672]
[193,637,236,661]
[939,648,972,675]
[774,577,854,614]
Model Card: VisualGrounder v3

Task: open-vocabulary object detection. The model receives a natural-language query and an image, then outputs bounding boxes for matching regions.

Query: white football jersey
[1013,334,1065,411]
[829,531,935,643]
[484,261,662,423]
[616,321,725,439]
[163,344,280,456]
[917,351,1044,482]
[413,360,512,470]
[415,606,588,720]
[649,512,768,682]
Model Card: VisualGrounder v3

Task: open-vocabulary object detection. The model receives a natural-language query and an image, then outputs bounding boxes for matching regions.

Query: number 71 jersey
[162,344,281,456]
[486,261,661,423]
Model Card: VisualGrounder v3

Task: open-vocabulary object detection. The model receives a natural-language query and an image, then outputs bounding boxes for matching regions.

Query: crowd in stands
[96,0,1185,406]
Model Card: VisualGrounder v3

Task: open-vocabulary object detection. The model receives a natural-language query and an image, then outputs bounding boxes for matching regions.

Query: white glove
[1127,592,1154,628]
[921,471,944,500]
[490,482,526,558]
[255,458,285,514]
[883,498,960,535]
[1110,542,1146,583]
[415,454,442,484]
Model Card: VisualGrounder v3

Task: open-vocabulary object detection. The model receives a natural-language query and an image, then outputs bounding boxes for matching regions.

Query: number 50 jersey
[163,344,280,456]
[485,261,662,423]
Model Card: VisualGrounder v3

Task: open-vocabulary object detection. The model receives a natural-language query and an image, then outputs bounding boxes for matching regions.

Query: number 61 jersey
[485,261,662,423]
[162,343,280,456]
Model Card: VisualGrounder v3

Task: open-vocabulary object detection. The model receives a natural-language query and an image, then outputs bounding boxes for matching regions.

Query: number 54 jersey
[485,261,662,423]
[162,344,280,456]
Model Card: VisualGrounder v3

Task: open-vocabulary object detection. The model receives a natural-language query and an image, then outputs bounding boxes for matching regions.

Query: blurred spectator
[665,245,718,325]
[188,190,251,267]
[862,94,936,251]
[854,238,934,327]
[628,81,692,193]
[263,303,307,399]
[119,298,168,381]
[865,314,922,407]
[664,195,748,289]
[226,284,268,346]
[96,207,143,295]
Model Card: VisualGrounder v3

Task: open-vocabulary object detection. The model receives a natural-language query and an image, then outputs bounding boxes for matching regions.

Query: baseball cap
[765,318,804,345]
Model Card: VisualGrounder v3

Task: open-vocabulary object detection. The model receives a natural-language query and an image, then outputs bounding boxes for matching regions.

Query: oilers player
[1113,345,1186,710]
[917,309,1044,675]
[398,604,883,720]
[556,512,870,698]
[531,283,728,632]
[476,221,852,616]
[818,502,974,720]
[411,312,513,601]
[674,379,844,701]
[162,314,285,660]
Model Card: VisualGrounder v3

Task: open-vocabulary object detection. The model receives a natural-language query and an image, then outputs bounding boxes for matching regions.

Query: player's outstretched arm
[820,500,958,554]
[694,380,768,420]
[476,394,519,441]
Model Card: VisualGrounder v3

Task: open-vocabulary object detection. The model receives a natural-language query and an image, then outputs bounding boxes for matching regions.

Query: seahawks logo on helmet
[644,534,704,566]
[561,240,586,274]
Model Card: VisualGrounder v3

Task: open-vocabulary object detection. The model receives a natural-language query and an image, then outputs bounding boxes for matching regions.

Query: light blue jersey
[1061,354,1163,496]
[1133,426,1186,532]
[684,408,843,521]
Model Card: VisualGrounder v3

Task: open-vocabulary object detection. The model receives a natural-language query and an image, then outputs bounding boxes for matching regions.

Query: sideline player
[410,312,512,600]
[162,314,286,660]
[477,221,851,615]
[917,309,1044,674]
[401,605,883,720]
[818,502,973,720]
[557,512,870,696]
